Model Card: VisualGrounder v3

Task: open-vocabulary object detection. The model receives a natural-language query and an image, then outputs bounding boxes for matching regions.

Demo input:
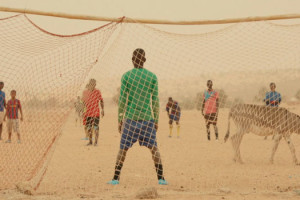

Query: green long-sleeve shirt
[118,68,159,123]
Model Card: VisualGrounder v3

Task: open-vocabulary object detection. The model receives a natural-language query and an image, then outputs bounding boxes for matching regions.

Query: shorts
[169,113,181,122]
[85,117,100,131]
[0,112,4,124]
[204,113,218,125]
[120,119,157,150]
[7,119,20,133]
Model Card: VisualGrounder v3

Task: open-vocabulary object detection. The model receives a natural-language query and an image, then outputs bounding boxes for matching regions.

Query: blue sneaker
[158,179,168,185]
[81,137,89,140]
[107,180,119,185]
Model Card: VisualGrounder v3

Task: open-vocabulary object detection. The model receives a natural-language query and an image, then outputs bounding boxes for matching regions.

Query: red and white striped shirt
[7,99,22,119]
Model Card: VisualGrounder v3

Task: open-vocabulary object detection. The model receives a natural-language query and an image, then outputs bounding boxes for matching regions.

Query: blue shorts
[169,113,181,121]
[120,119,157,150]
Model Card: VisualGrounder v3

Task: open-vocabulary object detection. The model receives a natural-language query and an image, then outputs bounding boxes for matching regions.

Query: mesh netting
[1,14,300,199]
[0,14,119,190]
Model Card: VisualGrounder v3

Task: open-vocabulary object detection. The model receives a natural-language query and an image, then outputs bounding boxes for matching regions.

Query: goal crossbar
[1,6,300,25]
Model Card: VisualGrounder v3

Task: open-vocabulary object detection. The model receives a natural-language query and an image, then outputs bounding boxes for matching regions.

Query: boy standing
[166,97,181,138]
[82,79,104,146]
[202,80,219,141]
[0,82,6,140]
[263,82,281,140]
[264,82,281,107]
[4,90,23,143]
[107,48,167,185]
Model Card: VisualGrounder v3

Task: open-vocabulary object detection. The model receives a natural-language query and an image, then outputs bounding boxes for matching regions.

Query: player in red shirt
[82,79,104,146]
[4,90,23,143]
[202,80,219,141]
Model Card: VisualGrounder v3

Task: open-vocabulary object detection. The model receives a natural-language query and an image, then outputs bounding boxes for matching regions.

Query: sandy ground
[1,106,300,200]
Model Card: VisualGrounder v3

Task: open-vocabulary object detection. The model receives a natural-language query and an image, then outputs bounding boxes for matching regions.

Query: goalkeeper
[107,48,168,185]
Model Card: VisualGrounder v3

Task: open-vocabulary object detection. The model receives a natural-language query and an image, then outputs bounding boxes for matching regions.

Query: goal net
[1,13,300,198]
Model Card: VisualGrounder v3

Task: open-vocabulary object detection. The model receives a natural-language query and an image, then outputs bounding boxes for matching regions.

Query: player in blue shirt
[0,82,6,140]
[264,82,281,107]
[264,82,281,140]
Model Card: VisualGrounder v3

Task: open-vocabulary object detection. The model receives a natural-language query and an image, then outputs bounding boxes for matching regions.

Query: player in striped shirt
[202,80,219,141]
[4,90,23,143]
[107,48,167,185]
[0,82,6,140]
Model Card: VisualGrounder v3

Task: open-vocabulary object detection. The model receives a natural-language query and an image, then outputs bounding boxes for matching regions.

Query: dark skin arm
[155,123,158,132]
[177,106,181,116]
[264,98,270,105]
[3,109,7,121]
[100,99,104,117]
[166,106,170,118]
[118,121,122,133]
[201,99,205,116]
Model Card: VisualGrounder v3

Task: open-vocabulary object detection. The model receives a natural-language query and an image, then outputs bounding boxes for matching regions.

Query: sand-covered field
[1,105,300,200]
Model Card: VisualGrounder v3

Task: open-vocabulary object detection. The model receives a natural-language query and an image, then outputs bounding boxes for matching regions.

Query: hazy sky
[1,0,300,101]
[1,0,300,34]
